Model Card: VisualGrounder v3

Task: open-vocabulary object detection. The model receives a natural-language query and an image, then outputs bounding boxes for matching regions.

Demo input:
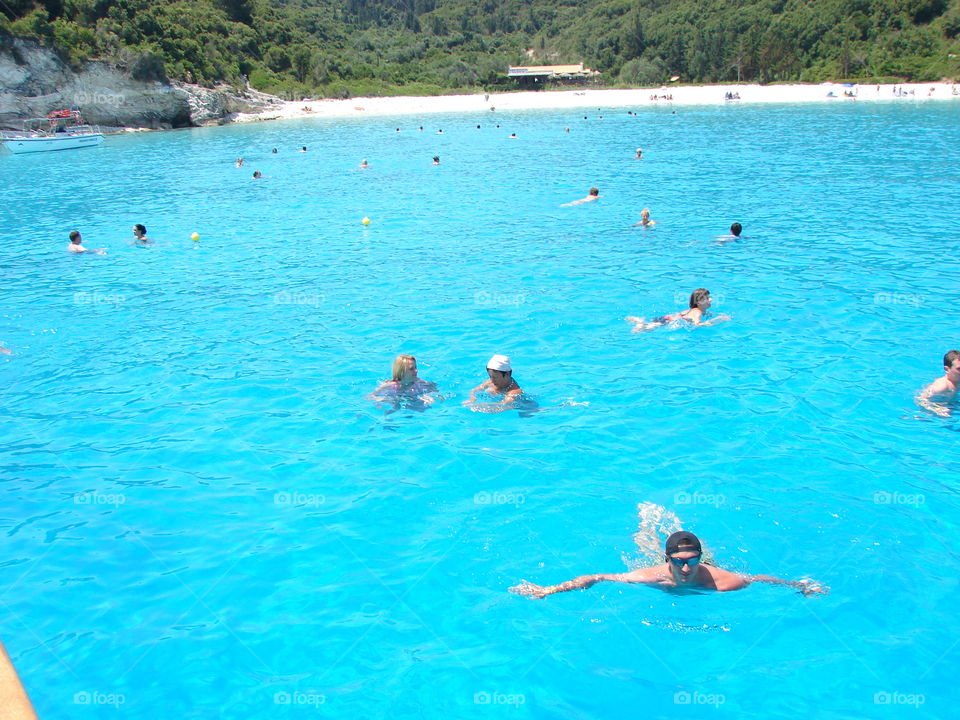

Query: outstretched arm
[747,575,827,596]
[511,568,660,599]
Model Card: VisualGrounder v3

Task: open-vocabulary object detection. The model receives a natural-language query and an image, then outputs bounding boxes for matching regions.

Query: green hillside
[2,0,958,97]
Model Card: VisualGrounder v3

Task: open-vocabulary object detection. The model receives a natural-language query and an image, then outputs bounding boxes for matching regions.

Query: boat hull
[1,134,104,154]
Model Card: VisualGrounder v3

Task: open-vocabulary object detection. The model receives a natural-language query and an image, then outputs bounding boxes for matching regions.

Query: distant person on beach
[562,187,600,206]
[635,148,643,159]
[132,224,150,243]
[370,354,438,406]
[432,156,440,165]
[67,231,106,255]
[625,288,729,332]
[511,530,827,598]
[464,354,523,412]
[633,208,656,228]
[916,350,960,417]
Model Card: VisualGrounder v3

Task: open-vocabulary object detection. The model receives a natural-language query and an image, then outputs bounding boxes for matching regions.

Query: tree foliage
[0,0,957,96]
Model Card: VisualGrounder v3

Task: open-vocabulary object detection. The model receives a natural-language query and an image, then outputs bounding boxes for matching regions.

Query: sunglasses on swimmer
[668,554,702,567]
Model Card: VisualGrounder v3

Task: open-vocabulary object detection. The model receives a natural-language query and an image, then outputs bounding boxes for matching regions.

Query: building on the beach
[506,63,599,88]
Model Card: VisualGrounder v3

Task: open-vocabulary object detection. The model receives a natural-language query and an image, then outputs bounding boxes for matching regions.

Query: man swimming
[917,349,960,417]
[625,288,729,332]
[67,231,106,255]
[562,187,600,206]
[132,224,149,243]
[464,354,523,412]
[510,531,826,598]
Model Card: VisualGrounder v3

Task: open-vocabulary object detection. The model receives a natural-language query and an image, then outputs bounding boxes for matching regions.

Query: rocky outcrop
[0,37,280,129]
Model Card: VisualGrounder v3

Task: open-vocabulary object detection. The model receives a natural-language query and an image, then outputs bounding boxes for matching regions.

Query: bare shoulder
[619,566,670,584]
[702,566,749,592]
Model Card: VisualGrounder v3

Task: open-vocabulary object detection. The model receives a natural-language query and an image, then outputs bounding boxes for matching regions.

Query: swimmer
[916,350,960,417]
[625,288,730,332]
[432,156,440,165]
[717,222,743,244]
[511,530,827,598]
[437,129,443,134]
[235,157,244,167]
[0,346,10,355]
[370,354,438,405]
[272,148,278,153]
[463,354,523,412]
[632,208,656,228]
[509,133,517,139]
[635,147,643,159]
[359,159,369,169]
[67,231,106,255]
[252,170,262,179]
[562,187,600,207]
[132,224,150,243]
[300,146,307,152]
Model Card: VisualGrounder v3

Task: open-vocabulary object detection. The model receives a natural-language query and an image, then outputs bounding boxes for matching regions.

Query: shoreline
[232,82,960,124]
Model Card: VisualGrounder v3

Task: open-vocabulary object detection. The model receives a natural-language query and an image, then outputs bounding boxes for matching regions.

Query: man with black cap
[510,531,825,598]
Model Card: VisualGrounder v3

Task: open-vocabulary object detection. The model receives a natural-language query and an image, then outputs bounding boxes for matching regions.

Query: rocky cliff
[0,36,280,130]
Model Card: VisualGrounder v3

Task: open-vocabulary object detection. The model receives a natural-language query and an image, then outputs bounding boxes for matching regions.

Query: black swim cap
[665,531,702,556]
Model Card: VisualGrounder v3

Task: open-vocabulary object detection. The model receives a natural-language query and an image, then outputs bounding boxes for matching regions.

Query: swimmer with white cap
[464,354,523,411]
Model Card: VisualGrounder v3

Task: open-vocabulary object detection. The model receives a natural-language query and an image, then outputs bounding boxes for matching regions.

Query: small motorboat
[0,109,104,154]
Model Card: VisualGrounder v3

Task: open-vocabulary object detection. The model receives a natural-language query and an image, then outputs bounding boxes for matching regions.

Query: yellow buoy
[191,232,200,241]
[362,217,371,226]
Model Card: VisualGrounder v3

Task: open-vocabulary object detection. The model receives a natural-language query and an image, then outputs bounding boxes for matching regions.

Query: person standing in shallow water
[464,354,522,412]
[370,355,438,405]
[511,531,827,598]
[917,349,960,417]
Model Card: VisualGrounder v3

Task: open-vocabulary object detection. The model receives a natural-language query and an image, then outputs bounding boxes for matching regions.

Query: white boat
[0,110,103,154]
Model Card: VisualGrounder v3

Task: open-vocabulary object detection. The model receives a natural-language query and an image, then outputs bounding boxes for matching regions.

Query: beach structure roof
[507,63,598,79]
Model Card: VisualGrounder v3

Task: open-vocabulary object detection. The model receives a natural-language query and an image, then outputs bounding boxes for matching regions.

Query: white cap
[486,354,512,372]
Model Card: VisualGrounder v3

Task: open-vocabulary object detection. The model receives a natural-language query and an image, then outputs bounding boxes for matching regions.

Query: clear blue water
[2,99,960,719]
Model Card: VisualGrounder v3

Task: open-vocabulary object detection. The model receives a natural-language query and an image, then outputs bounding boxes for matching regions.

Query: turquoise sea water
[2,99,959,718]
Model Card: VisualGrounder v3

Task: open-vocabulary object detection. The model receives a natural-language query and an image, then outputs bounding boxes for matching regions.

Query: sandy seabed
[233,82,960,124]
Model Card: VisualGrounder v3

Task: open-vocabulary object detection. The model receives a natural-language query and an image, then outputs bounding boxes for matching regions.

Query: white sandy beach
[234,82,960,124]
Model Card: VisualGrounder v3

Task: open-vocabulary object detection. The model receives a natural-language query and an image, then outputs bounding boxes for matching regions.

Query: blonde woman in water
[370,355,438,405]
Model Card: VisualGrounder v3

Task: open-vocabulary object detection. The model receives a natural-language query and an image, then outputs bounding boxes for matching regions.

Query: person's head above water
[589,187,599,196]
[641,208,651,221]
[69,230,81,244]
[665,531,702,583]
[730,222,742,237]
[132,224,146,238]
[391,354,418,383]
[486,354,514,388]
[689,288,712,309]
[944,350,960,374]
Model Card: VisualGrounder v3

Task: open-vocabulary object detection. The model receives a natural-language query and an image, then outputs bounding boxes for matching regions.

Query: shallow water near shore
[2,100,960,718]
